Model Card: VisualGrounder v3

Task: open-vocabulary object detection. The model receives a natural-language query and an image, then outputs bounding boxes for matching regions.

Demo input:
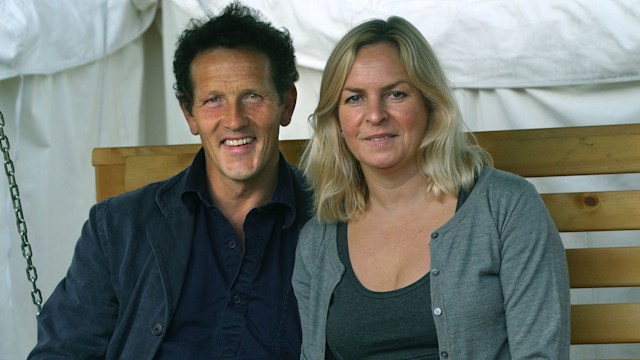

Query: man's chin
[221,164,262,183]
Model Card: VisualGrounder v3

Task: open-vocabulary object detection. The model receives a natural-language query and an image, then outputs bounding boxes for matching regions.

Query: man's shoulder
[286,162,307,190]
[286,162,314,222]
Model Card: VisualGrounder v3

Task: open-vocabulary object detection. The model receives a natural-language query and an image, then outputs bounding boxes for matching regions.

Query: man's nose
[224,102,249,130]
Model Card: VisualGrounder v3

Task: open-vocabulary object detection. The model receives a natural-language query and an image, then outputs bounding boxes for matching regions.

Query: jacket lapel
[146,171,196,320]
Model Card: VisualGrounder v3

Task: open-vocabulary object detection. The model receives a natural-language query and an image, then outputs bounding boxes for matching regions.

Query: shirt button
[228,240,237,249]
[431,232,439,239]
[433,307,442,316]
[440,351,449,358]
[150,323,163,336]
[233,294,242,304]
[431,268,440,276]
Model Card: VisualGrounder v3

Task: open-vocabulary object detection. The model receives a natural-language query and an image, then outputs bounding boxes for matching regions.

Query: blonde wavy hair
[302,16,492,223]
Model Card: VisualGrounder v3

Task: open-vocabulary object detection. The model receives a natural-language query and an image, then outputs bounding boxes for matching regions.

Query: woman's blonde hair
[302,16,492,223]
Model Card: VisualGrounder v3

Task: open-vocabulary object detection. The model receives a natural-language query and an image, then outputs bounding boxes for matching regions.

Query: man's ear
[180,101,199,135]
[280,86,297,127]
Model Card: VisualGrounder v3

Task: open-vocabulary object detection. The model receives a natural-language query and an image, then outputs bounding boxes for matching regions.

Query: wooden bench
[92,123,640,356]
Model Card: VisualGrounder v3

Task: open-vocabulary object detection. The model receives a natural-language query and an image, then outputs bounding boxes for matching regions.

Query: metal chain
[0,111,42,314]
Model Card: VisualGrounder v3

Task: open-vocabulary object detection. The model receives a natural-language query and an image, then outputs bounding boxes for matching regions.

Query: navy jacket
[29,155,311,359]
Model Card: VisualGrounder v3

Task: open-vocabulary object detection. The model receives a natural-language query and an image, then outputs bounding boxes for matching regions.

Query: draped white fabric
[1,0,639,358]
[0,0,157,79]
[180,0,640,87]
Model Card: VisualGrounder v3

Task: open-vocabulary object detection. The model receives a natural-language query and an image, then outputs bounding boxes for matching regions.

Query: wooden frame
[93,123,640,350]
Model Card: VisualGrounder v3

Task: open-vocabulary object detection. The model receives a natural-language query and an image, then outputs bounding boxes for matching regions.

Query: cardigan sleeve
[498,182,571,359]
[291,219,324,359]
[293,219,345,360]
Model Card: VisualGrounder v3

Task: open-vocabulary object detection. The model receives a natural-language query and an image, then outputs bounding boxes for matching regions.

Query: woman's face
[338,42,429,177]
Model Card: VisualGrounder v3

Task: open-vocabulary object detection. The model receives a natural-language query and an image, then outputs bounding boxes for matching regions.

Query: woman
[293,16,570,359]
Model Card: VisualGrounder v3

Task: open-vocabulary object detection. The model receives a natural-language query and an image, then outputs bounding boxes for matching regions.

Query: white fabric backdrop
[1,0,639,358]
[1,1,159,359]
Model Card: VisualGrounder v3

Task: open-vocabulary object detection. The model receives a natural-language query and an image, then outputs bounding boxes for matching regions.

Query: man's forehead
[191,48,275,88]
[195,48,271,71]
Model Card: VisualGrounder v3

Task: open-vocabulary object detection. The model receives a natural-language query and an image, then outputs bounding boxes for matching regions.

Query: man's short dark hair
[172,1,299,113]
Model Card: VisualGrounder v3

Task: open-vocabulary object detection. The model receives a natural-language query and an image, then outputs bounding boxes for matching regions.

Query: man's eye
[244,92,263,103]
[202,96,224,109]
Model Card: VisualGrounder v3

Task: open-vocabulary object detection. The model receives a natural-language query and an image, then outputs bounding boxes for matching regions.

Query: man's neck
[205,166,279,244]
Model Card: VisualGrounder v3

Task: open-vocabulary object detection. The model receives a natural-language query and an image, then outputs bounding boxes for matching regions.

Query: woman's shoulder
[298,217,338,253]
[469,166,544,212]
[476,166,536,195]
[473,166,550,216]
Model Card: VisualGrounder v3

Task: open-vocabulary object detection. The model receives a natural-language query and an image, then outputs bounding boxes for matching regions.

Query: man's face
[181,48,295,190]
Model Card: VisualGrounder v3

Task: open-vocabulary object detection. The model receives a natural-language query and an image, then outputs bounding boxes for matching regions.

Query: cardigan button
[150,323,163,336]
[433,307,442,316]
[440,351,449,358]
[431,268,440,276]
[431,232,439,239]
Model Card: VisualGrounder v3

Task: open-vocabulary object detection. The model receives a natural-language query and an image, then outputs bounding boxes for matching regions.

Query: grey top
[325,222,438,360]
[293,167,570,360]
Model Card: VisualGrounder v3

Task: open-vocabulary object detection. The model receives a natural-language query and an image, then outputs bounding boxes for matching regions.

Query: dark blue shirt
[156,149,307,359]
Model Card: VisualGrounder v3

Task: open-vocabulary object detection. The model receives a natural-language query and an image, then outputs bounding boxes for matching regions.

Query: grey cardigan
[293,167,570,359]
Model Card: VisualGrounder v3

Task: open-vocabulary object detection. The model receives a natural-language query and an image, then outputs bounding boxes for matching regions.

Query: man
[29,2,310,359]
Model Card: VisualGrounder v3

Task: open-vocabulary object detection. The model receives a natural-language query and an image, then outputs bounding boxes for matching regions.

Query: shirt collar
[182,148,297,228]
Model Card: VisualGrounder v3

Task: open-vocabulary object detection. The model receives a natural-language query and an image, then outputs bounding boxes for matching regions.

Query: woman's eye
[387,91,406,100]
[345,95,362,103]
